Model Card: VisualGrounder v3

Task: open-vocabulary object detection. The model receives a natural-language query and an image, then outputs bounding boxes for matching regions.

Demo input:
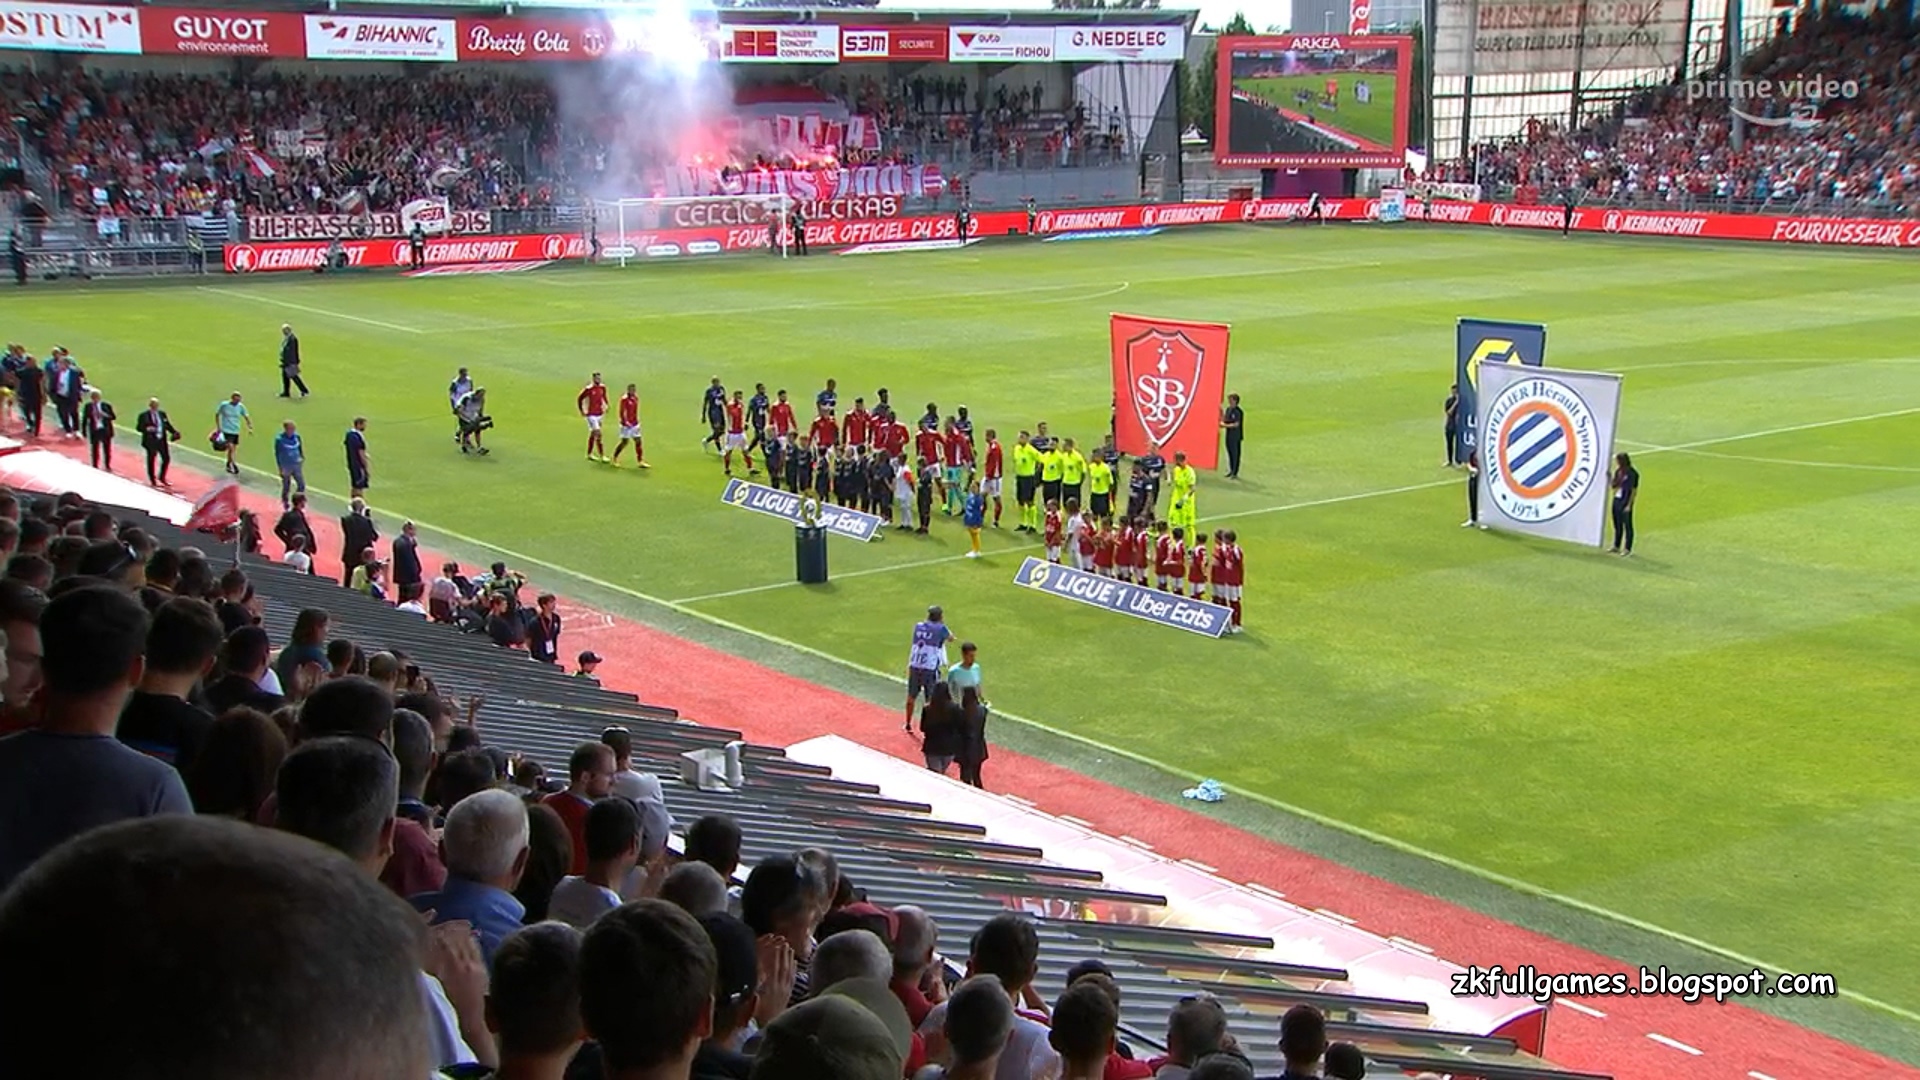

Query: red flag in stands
[1110,314,1232,469]
[185,482,241,533]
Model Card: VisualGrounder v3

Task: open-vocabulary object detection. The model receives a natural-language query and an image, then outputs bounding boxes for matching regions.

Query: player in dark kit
[813,444,834,502]
[700,377,726,452]
[834,446,863,508]
[1137,444,1167,513]
[1443,383,1461,466]
[786,437,814,495]
[867,450,894,522]
[747,383,771,454]
[764,433,787,489]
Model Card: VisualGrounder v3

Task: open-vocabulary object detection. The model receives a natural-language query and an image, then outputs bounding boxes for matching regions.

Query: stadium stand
[0,464,1611,1079]
[1464,9,1919,214]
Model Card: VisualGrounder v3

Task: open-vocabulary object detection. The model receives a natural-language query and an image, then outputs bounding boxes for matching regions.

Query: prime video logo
[1684,74,1860,128]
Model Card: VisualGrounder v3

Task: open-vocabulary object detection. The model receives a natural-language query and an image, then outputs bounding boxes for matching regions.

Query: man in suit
[82,389,116,470]
[135,397,181,486]
[340,497,379,588]
[278,324,309,398]
[46,350,83,437]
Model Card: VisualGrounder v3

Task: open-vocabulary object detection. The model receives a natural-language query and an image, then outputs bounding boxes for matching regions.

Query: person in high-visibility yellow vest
[1168,450,1198,533]
[1087,453,1115,520]
[1039,440,1064,511]
[1012,431,1042,533]
[1060,438,1088,510]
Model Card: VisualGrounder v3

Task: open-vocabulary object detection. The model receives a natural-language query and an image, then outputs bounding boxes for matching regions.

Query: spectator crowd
[0,478,1398,1080]
[0,62,1128,222]
[1461,8,1919,214]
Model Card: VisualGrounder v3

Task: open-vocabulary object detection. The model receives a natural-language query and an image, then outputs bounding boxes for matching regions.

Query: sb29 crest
[1124,328,1204,447]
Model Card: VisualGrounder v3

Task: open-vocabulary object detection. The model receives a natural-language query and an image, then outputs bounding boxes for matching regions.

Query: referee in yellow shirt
[1012,431,1041,533]
[1039,440,1064,509]
[1087,453,1115,519]
[1060,438,1088,510]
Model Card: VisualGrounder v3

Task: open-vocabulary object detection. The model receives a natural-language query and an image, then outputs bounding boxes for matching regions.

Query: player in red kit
[1042,499,1064,563]
[1134,517,1154,585]
[981,429,1004,528]
[1187,533,1209,600]
[1075,508,1097,571]
[882,415,908,462]
[723,391,755,476]
[769,390,796,440]
[1115,519,1136,583]
[1154,522,1183,593]
[610,383,649,468]
[1091,518,1116,577]
[845,398,871,448]
[808,408,838,453]
[1219,528,1244,632]
[942,423,972,516]
[577,372,609,462]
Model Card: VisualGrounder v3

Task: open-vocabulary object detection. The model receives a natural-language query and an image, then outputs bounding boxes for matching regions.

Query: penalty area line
[159,437,1920,1028]
[196,286,424,335]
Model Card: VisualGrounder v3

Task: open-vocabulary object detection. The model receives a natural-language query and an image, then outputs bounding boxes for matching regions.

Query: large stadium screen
[1215,34,1413,169]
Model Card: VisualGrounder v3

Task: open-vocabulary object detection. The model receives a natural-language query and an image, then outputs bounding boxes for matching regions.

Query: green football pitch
[9,225,1920,1019]
[1235,72,1400,149]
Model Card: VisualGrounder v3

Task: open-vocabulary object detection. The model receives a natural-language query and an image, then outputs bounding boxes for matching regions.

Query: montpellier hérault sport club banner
[1453,318,1546,464]
[1475,363,1623,548]
[1109,314,1232,470]
[719,478,883,542]
[1014,557,1232,638]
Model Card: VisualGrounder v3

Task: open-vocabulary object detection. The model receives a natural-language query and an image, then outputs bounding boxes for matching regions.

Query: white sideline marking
[1620,446,1920,474]
[1558,1000,1607,1019]
[1647,1033,1704,1056]
[1313,908,1357,925]
[1245,882,1288,900]
[1179,858,1219,874]
[1388,936,1434,954]
[1633,405,1920,454]
[1118,834,1156,850]
[147,406,1920,1028]
[1749,1071,1781,1080]
[196,286,423,334]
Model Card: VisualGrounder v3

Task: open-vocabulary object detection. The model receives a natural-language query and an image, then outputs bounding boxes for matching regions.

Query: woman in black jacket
[919,682,962,774]
[956,686,988,789]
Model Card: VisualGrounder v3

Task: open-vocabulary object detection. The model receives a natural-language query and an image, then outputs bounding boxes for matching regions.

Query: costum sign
[1013,557,1231,638]
[720,478,882,542]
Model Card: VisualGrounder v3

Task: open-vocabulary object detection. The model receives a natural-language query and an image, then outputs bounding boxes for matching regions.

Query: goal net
[589,194,798,265]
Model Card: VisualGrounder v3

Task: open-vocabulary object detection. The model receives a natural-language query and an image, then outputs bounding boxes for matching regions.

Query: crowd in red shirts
[1461,9,1919,214]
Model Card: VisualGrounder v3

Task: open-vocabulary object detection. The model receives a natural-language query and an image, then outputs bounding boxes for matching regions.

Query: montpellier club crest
[1124,329,1203,447]
[1484,376,1600,523]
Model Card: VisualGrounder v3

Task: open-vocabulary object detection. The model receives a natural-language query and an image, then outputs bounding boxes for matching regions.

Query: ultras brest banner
[1454,318,1547,464]
[1475,363,1622,548]
[1013,557,1232,638]
[720,478,883,542]
[1110,314,1231,470]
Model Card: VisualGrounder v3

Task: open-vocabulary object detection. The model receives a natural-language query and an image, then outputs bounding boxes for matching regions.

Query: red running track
[21,435,1913,1080]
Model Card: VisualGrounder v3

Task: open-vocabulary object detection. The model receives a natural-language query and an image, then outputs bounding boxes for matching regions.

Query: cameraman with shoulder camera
[455,386,491,455]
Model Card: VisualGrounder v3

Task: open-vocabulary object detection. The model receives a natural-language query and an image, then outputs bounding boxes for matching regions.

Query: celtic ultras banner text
[1475,363,1623,547]
[1454,318,1546,464]
[1110,314,1232,469]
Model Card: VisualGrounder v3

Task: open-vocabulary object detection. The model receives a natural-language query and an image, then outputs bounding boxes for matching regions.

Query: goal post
[590,194,797,266]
